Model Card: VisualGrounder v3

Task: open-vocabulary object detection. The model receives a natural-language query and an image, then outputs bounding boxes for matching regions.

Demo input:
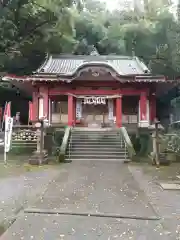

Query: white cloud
[100,0,177,11]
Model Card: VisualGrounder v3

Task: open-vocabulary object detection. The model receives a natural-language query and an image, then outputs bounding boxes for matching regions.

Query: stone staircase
[65,128,129,161]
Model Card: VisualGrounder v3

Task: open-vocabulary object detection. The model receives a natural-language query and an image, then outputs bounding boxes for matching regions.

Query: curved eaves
[57,61,123,77]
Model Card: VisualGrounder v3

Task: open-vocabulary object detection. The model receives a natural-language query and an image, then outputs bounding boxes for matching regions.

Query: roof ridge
[50,54,134,60]
[35,53,50,73]
[134,56,150,74]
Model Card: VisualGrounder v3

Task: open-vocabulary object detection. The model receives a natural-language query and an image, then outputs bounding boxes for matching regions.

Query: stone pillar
[116,96,122,128]
[68,95,74,126]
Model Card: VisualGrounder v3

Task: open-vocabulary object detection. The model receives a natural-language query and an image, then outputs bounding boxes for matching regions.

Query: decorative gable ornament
[83,97,106,105]
[92,71,99,77]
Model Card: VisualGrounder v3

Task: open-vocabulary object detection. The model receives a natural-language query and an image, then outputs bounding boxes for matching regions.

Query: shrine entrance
[76,96,113,127]
[82,104,109,126]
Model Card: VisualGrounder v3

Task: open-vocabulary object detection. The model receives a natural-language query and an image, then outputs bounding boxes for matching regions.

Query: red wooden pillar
[73,98,76,126]
[116,96,122,128]
[68,95,74,126]
[140,92,147,121]
[32,90,38,122]
[150,94,156,122]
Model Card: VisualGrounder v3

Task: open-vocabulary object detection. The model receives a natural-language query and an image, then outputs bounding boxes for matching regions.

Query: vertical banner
[138,100,150,127]
[4,117,13,163]
[3,102,11,122]
[76,99,82,119]
[38,98,44,119]
[0,107,2,130]
[108,99,114,120]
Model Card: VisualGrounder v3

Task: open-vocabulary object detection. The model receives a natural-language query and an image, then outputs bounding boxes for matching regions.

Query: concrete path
[129,164,180,239]
[0,168,59,227]
[27,161,157,219]
[0,160,170,240]
[1,161,180,239]
[0,214,167,240]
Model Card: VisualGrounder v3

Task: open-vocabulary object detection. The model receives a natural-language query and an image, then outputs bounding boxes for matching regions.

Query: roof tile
[36,55,150,76]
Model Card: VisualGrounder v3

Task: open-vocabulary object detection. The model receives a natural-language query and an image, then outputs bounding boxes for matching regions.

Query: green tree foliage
[0,0,81,74]
[0,0,180,78]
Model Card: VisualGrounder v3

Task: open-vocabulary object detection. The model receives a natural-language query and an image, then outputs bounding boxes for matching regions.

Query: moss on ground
[0,156,59,179]
[130,133,152,159]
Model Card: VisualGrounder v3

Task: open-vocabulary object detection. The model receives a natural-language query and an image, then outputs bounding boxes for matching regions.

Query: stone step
[72,133,120,135]
[71,145,124,148]
[65,158,128,161]
[70,146,126,150]
[68,147,126,151]
[71,141,123,144]
[72,133,121,137]
[71,138,122,141]
[72,138,121,141]
[70,142,125,147]
[71,138,124,142]
[66,150,126,155]
[73,129,119,132]
[65,154,128,159]
[72,133,120,136]
[71,144,125,148]
[68,129,128,162]
[72,131,119,134]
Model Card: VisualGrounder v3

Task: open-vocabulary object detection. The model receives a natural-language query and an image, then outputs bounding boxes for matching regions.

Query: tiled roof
[35,55,150,76]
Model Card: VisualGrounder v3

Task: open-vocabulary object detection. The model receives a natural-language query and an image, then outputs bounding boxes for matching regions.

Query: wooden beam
[49,88,149,96]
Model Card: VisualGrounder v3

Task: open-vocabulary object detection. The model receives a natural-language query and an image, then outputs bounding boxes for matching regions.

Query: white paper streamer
[83,97,106,105]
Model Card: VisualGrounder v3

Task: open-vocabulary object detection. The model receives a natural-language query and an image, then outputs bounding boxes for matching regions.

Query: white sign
[76,99,82,119]
[4,117,13,153]
[38,98,44,119]
[83,97,106,105]
[108,99,114,120]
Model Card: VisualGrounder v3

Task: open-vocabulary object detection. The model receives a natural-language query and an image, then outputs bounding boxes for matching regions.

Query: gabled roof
[35,54,151,76]
[2,54,169,83]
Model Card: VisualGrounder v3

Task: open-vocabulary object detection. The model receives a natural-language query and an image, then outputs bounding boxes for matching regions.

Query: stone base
[159,152,171,166]
[29,150,48,165]
[138,121,149,128]
[124,159,131,163]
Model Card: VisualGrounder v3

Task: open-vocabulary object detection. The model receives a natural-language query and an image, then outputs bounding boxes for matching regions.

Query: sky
[101,0,178,11]
[103,0,121,10]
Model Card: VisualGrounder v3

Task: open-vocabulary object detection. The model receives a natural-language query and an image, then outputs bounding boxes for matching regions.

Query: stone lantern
[28,117,49,165]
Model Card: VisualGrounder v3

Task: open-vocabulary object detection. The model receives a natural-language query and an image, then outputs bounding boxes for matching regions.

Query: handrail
[120,127,136,159]
[119,131,128,162]
[58,126,71,162]
[68,131,73,162]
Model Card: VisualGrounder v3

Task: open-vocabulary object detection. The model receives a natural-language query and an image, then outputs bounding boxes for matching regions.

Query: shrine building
[2,54,174,128]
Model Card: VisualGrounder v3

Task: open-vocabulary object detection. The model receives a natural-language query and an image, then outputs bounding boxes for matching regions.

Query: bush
[10,144,36,155]
[130,133,152,157]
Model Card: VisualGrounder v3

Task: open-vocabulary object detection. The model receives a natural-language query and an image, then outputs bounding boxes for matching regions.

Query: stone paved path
[0,214,168,240]
[0,168,59,227]
[0,161,180,239]
[28,161,157,218]
[128,164,180,239]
